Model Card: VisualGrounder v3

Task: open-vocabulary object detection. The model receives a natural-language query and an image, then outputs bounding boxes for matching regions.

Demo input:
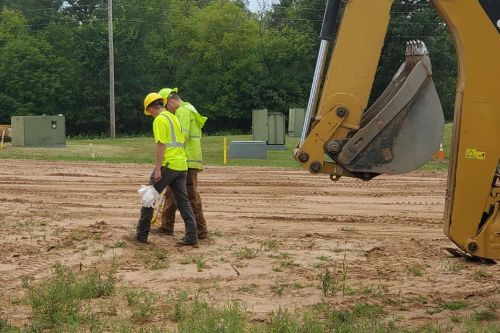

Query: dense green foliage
[0,0,456,136]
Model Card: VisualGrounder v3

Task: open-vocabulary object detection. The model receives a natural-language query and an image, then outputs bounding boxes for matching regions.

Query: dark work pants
[135,167,197,243]
[160,168,207,235]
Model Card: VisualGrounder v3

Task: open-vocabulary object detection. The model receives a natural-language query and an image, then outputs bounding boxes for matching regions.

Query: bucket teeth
[405,40,428,57]
[404,40,431,74]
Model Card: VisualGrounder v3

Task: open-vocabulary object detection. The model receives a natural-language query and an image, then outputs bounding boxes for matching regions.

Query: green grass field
[0,123,453,170]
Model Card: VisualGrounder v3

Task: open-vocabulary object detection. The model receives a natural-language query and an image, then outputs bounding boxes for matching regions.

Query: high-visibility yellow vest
[153,111,187,171]
[175,102,207,170]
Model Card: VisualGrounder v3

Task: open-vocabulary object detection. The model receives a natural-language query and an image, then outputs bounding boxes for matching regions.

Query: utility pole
[108,0,116,138]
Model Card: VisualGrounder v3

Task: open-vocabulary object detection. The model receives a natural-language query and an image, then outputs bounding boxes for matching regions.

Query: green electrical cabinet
[267,112,285,145]
[252,109,268,142]
[288,108,305,138]
[251,109,285,150]
[11,115,66,147]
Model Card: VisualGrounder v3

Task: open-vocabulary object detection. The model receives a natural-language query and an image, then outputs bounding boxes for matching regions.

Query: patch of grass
[94,248,106,254]
[270,276,290,296]
[426,307,444,315]
[0,317,21,332]
[235,246,261,260]
[267,307,323,332]
[237,286,255,293]
[210,229,224,238]
[407,266,423,277]
[123,289,156,322]
[443,259,466,272]
[280,259,294,268]
[0,130,454,169]
[197,280,220,294]
[486,281,500,293]
[322,302,390,331]
[176,298,248,332]
[319,267,341,297]
[170,290,189,322]
[442,300,469,311]
[280,252,291,259]
[379,291,405,308]
[136,249,170,270]
[346,283,380,296]
[110,241,126,248]
[293,282,304,289]
[259,239,278,251]
[474,267,489,278]
[180,254,206,271]
[339,226,358,233]
[408,295,428,304]
[20,262,118,329]
[475,310,497,321]
[352,302,388,320]
[317,255,331,262]
[484,298,500,311]
[194,256,206,272]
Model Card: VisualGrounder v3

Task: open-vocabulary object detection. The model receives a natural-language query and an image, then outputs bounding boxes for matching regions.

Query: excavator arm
[295,0,500,260]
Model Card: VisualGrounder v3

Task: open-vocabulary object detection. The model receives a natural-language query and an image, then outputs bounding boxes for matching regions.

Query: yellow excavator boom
[295,0,500,260]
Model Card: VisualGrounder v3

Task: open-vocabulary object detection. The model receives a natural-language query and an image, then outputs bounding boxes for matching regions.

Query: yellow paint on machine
[465,149,486,160]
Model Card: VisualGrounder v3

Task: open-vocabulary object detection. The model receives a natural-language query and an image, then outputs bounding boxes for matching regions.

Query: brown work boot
[122,234,151,246]
[197,233,208,240]
[175,239,199,248]
[150,228,174,236]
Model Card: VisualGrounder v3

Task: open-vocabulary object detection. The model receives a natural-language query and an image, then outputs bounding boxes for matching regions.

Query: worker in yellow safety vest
[150,87,209,239]
[123,93,199,248]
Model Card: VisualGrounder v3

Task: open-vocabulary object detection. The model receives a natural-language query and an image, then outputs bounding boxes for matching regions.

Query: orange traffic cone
[438,142,445,159]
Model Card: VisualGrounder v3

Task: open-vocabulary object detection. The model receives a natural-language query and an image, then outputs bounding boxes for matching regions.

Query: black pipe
[319,0,341,41]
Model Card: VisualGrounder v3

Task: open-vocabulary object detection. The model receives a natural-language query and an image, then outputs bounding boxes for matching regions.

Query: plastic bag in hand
[137,185,159,208]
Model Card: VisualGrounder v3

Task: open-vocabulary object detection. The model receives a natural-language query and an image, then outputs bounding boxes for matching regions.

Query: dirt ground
[1,159,499,329]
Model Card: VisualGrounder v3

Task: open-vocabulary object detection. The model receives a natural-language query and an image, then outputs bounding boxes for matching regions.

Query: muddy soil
[1,159,499,329]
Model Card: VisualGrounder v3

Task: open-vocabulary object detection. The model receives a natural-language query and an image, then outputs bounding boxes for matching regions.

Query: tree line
[0,0,456,136]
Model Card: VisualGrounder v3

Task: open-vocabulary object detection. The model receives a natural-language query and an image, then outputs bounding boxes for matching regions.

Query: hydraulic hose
[299,0,341,148]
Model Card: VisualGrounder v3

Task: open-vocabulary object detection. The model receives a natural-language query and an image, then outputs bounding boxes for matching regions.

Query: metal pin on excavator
[295,0,500,262]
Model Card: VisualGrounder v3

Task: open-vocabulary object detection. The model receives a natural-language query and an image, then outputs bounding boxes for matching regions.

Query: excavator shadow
[443,247,496,265]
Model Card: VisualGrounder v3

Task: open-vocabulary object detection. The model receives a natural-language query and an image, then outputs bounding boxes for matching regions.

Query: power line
[2,18,108,28]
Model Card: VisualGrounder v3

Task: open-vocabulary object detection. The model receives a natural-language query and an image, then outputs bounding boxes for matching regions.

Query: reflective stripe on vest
[161,114,185,148]
[187,159,202,164]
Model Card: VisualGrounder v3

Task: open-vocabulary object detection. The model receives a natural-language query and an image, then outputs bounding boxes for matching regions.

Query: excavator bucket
[337,41,444,175]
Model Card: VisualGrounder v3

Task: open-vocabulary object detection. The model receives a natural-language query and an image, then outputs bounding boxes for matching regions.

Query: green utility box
[252,109,269,142]
[267,112,285,145]
[252,109,285,149]
[11,115,66,147]
[288,108,305,138]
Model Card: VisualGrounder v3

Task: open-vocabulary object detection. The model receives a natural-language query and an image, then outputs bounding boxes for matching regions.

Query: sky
[247,0,278,12]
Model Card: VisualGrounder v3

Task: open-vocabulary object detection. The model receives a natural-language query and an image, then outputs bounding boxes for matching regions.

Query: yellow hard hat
[143,93,166,115]
[158,87,178,104]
